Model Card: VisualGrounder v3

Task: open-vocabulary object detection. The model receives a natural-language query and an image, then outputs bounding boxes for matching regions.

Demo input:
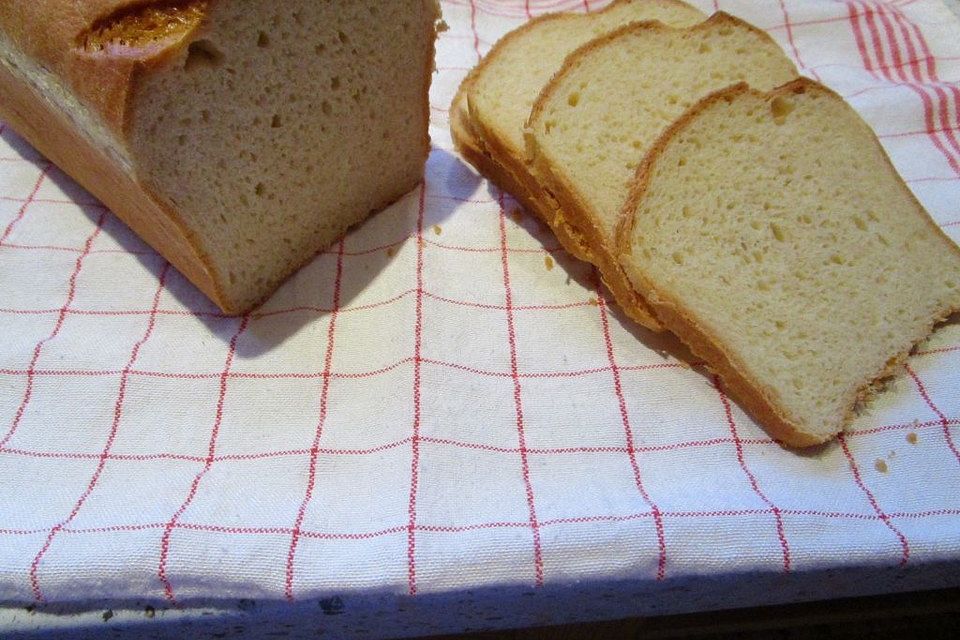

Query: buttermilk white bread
[0,1,442,314]
[616,79,960,447]
[451,0,705,330]
[525,13,798,338]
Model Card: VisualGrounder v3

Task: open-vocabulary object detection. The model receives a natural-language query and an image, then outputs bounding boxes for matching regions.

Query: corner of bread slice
[619,78,960,447]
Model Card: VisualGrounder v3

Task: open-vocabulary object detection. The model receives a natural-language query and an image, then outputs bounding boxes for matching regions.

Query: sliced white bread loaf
[616,79,960,447]
[526,13,798,342]
[456,0,705,329]
[0,1,441,313]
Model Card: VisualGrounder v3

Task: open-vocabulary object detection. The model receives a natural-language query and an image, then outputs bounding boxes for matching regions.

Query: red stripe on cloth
[0,210,105,451]
[916,343,960,355]
[712,376,791,573]
[593,276,666,580]
[469,0,481,62]
[4,416,959,468]
[407,183,427,596]
[3,506,959,540]
[905,364,960,466]
[28,263,171,603]
[847,1,875,72]
[777,0,820,80]
[882,2,960,161]
[498,189,544,587]
[284,238,346,602]
[157,314,251,604]
[850,1,960,176]
[838,433,910,566]
[0,162,48,246]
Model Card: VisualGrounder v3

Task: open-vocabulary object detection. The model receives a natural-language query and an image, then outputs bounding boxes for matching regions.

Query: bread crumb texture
[530,13,797,242]
[471,0,704,158]
[128,0,435,311]
[623,81,960,443]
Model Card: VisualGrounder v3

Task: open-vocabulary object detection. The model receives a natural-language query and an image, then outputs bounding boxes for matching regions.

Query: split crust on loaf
[0,1,443,313]
[616,79,960,447]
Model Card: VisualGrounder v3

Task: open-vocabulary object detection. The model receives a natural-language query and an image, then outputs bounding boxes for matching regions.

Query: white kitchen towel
[0,0,958,620]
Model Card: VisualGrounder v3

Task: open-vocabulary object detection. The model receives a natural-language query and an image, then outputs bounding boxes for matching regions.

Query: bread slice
[458,0,705,330]
[616,79,960,447]
[0,1,442,314]
[526,13,798,343]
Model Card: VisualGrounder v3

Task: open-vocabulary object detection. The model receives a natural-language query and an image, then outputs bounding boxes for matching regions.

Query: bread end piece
[0,0,443,314]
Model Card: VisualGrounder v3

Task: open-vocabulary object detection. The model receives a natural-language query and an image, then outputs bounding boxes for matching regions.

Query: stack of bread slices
[451,0,960,448]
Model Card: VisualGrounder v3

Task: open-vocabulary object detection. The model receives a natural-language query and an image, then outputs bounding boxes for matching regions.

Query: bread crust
[525,11,793,338]
[449,14,597,264]
[615,78,960,447]
[0,1,442,314]
[455,0,697,330]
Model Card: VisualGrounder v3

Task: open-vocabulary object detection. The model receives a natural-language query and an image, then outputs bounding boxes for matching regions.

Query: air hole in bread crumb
[770,222,785,242]
[770,96,795,124]
[257,31,270,47]
[315,43,326,55]
[331,76,341,90]
[271,114,282,128]
[322,101,332,116]
[184,39,223,72]
[338,30,349,44]
[254,183,265,197]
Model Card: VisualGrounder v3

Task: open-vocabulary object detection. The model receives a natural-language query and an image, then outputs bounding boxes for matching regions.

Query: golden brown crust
[451,54,598,263]
[456,8,666,329]
[616,78,960,447]
[0,1,214,137]
[459,0,710,332]
[0,50,224,308]
[0,0,442,314]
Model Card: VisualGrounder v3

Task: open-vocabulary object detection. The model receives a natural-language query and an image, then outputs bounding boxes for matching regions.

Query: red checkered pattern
[1,0,959,613]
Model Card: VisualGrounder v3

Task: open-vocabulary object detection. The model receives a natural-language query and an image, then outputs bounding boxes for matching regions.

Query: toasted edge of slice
[615,78,960,447]
[451,83,597,264]
[454,0,708,330]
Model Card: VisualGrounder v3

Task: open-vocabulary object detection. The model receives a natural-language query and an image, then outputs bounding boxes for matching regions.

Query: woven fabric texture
[0,0,958,611]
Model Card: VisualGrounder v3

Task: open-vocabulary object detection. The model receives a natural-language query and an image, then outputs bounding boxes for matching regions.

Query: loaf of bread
[451,0,705,330]
[0,1,442,314]
[525,13,798,340]
[616,79,960,446]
